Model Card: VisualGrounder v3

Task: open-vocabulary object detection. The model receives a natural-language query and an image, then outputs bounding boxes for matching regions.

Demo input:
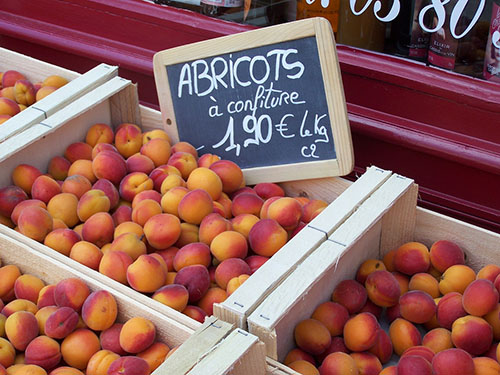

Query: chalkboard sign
[153,18,353,184]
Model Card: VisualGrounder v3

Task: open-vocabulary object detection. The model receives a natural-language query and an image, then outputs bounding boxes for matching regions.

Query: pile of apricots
[286,240,500,375]
[0,257,171,375]
[0,70,68,124]
[0,122,328,323]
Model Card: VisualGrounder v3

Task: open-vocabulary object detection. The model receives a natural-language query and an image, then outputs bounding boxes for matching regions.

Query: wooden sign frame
[153,17,354,184]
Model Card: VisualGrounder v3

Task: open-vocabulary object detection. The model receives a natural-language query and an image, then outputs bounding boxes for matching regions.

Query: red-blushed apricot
[107,356,149,375]
[64,142,92,163]
[473,356,500,375]
[284,348,316,366]
[265,197,303,231]
[24,335,61,370]
[430,240,465,273]
[436,292,467,330]
[484,304,500,341]
[356,259,386,285]
[197,153,220,168]
[182,305,207,323]
[477,264,500,283]
[7,364,48,375]
[393,242,430,276]
[143,214,181,250]
[112,205,132,226]
[319,352,358,375]
[81,290,117,331]
[197,287,227,316]
[176,189,213,225]
[343,312,379,352]
[152,284,189,312]
[248,218,288,257]
[350,352,382,375]
[216,192,232,219]
[61,328,100,369]
[11,164,42,195]
[253,182,284,200]
[114,124,143,158]
[365,270,401,307]
[391,271,410,296]
[92,179,120,209]
[230,214,258,240]
[0,265,21,302]
[85,123,114,147]
[288,360,319,375]
[127,254,166,293]
[173,222,199,248]
[210,231,248,262]
[67,160,96,184]
[37,285,56,309]
[332,279,367,314]
[174,265,211,303]
[0,186,28,218]
[44,229,81,257]
[171,141,198,158]
[408,272,440,298]
[48,366,83,375]
[167,152,197,180]
[432,348,474,375]
[99,324,126,356]
[397,355,432,375]
[17,206,53,243]
[10,199,46,226]
[2,298,38,317]
[422,328,453,354]
[399,290,436,324]
[382,249,397,272]
[54,278,90,312]
[132,190,161,210]
[231,193,264,218]
[109,232,146,261]
[186,167,222,200]
[245,255,269,274]
[81,212,114,248]
[451,315,493,356]
[208,160,244,194]
[439,264,476,295]
[311,302,349,337]
[13,274,45,304]
[5,311,39,351]
[301,199,328,224]
[462,279,499,316]
[214,258,251,290]
[173,242,212,271]
[98,250,133,285]
[389,318,422,356]
[294,319,331,355]
[137,342,170,373]
[120,317,156,354]
[61,175,91,200]
[368,328,393,364]
[44,307,79,339]
[86,350,120,375]
[69,241,103,271]
[142,129,171,145]
[47,156,71,181]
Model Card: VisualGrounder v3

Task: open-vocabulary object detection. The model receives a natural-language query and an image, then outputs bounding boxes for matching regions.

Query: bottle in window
[201,0,244,21]
[484,0,500,81]
[296,0,340,34]
[427,0,459,70]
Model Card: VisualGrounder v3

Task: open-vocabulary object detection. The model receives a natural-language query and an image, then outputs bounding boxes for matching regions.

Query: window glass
[148,0,500,83]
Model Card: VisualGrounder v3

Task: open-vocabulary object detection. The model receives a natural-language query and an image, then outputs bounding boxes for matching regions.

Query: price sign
[153,18,353,184]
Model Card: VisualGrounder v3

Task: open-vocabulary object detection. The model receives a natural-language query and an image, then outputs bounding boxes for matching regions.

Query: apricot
[210,231,248,262]
[284,348,315,366]
[2,299,38,317]
[294,319,331,356]
[46,156,71,182]
[43,307,78,339]
[126,153,154,175]
[343,312,379,352]
[439,264,476,295]
[462,279,498,316]
[311,302,349,337]
[214,258,251,290]
[7,364,47,375]
[185,167,222,201]
[61,175,91,200]
[54,278,90,312]
[0,337,15,368]
[2,70,26,87]
[397,355,432,375]
[152,284,189,312]
[429,240,465,273]
[477,264,500,283]
[11,164,42,195]
[0,266,21,302]
[37,285,56,309]
[142,129,171,145]
[167,152,197,180]
[119,317,155,354]
[17,206,53,243]
[197,287,227,316]
[109,233,146,261]
[332,279,367,314]
[64,142,92,163]
[422,328,453,354]
[5,311,39,351]
[67,160,96,184]
[91,143,119,159]
[399,290,436,324]
[149,165,181,192]
[132,190,161,209]
[248,218,288,257]
[301,199,328,223]
[356,259,386,285]
[92,179,120,209]
[81,212,114,248]
[69,241,103,270]
[127,255,166,293]
[473,356,500,375]
[44,229,81,257]
[451,315,493,356]
[98,251,133,285]
[319,351,357,375]
[143,214,181,250]
[35,306,57,335]
[245,255,269,274]
[389,318,422,356]
[288,360,319,375]
[85,350,119,375]
[13,275,45,304]
[60,328,100,370]
[365,270,401,307]
[24,335,61,371]
[84,123,114,147]
[173,242,212,271]
[359,299,383,320]
[177,189,213,225]
[0,97,20,116]
[208,160,243,194]
[226,274,250,296]
[111,205,132,226]
[409,272,440,298]
[174,265,210,302]
[253,182,285,200]
[137,342,170,373]
[350,352,382,375]
[119,172,153,203]
[81,290,117,331]
[77,190,110,222]
[99,324,126,356]
[393,242,430,276]
[266,197,303,231]
[107,356,149,375]
[48,367,83,375]
[114,124,143,158]
[432,348,474,375]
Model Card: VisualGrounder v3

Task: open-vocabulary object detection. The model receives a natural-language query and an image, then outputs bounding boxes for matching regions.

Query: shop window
[147,0,500,83]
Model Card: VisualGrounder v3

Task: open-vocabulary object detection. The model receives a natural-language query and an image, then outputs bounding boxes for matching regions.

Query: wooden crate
[0,231,270,375]
[0,47,118,143]
[243,176,500,364]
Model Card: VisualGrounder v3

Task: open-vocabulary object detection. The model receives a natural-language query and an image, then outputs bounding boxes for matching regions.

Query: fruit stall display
[0,50,118,143]
[0,49,499,374]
